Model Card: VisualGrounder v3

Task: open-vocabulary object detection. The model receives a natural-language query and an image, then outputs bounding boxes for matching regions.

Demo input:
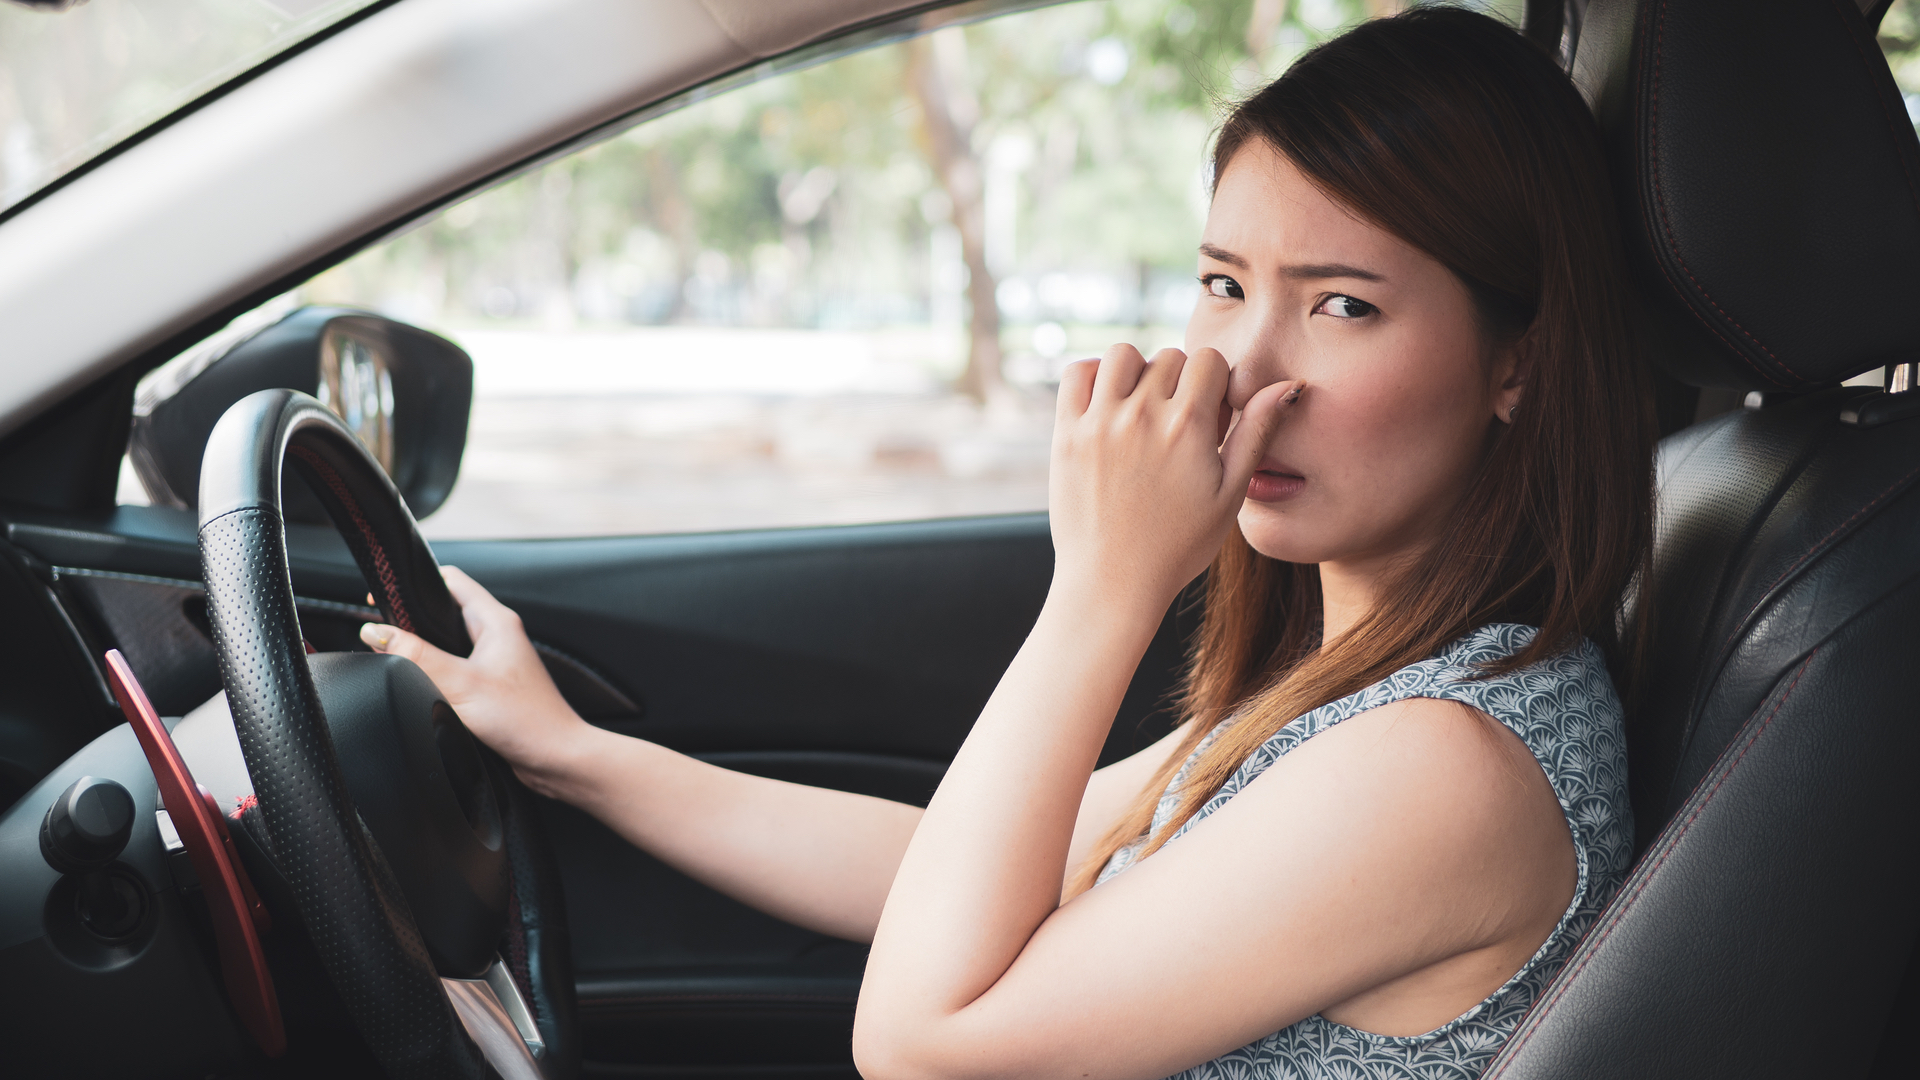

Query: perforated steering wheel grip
[199,389,495,1078]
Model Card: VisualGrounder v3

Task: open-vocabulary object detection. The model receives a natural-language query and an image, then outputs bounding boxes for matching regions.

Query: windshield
[0,0,380,214]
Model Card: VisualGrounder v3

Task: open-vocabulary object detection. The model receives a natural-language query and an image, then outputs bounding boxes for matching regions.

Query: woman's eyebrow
[1281,262,1386,282]
[1198,244,1385,283]
[1198,242,1249,268]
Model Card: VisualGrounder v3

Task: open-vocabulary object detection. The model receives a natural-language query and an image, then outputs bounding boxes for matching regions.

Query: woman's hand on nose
[1048,344,1301,613]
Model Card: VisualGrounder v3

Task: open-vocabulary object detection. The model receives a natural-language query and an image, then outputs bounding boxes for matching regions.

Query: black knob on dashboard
[40,776,136,875]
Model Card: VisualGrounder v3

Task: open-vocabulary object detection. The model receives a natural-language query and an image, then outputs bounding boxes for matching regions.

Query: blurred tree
[910,29,1004,402]
[1247,0,1289,60]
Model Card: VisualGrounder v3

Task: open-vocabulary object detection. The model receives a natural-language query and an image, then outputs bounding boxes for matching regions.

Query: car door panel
[440,515,1057,761]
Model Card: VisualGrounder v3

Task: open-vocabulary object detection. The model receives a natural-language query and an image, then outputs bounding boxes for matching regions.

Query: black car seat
[1484,1,1920,1077]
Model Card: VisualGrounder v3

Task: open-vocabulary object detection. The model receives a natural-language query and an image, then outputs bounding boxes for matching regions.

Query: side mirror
[130,307,472,522]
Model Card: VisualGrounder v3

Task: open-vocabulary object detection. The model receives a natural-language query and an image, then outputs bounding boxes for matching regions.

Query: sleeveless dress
[1094,623,1632,1080]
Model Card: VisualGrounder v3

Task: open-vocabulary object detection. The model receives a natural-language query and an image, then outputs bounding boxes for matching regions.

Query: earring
[1508,402,1518,422]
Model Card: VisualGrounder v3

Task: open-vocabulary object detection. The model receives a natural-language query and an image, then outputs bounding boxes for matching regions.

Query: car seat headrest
[1571,0,1920,391]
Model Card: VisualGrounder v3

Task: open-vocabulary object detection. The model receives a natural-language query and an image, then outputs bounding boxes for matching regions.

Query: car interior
[0,0,1917,1077]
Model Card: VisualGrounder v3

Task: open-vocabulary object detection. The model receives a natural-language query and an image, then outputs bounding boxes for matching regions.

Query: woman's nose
[1226,351,1290,413]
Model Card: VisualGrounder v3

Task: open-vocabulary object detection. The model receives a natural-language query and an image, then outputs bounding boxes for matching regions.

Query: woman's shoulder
[1396,624,1630,829]
[1331,623,1625,777]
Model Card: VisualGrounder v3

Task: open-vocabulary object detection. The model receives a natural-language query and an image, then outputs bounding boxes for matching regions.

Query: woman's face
[1186,139,1522,576]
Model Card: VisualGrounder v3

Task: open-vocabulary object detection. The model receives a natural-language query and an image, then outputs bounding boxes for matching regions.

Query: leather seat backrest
[1484,2,1920,1077]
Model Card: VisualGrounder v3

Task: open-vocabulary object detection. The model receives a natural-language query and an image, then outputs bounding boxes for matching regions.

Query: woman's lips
[1246,469,1306,503]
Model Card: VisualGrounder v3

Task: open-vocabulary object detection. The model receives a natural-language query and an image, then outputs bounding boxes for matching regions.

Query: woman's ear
[1493,329,1534,425]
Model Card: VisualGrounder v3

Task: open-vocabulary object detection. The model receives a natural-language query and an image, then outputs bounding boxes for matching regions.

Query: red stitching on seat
[1644,0,1797,387]
[1485,652,1815,1076]
[289,444,413,633]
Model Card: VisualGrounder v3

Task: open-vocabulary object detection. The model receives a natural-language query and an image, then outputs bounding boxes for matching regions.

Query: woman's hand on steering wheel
[360,567,589,794]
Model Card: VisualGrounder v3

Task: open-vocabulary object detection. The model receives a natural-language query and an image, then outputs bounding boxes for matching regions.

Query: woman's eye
[1315,294,1376,319]
[1201,274,1243,300]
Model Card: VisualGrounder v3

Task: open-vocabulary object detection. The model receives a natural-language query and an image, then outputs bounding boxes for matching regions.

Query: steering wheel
[197,388,577,1079]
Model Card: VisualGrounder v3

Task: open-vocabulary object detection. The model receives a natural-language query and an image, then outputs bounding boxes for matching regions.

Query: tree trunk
[647,148,698,324]
[1246,0,1288,61]
[909,30,1004,403]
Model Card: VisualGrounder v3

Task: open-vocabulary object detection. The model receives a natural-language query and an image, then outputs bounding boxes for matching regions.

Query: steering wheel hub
[309,652,507,977]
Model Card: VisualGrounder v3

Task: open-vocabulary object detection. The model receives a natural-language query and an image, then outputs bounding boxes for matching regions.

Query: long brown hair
[1068,8,1655,897]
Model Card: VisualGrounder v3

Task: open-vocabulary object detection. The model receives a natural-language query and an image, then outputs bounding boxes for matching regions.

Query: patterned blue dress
[1094,623,1631,1080]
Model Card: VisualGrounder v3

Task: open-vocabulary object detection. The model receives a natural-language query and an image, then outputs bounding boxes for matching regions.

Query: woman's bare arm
[1062,721,1191,891]
[532,728,922,942]
[361,567,1188,943]
[540,716,1188,941]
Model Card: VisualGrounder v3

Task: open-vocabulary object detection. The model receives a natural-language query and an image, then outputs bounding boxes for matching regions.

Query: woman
[362,9,1654,1078]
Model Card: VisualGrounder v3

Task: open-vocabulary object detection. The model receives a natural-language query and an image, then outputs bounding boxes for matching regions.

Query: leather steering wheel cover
[269,393,580,1067]
[199,388,489,1078]
[201,389,473,653]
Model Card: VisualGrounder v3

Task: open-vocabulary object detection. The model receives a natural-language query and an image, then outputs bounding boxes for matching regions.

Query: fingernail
[360,623,394,650]
[1286,384,1306,404]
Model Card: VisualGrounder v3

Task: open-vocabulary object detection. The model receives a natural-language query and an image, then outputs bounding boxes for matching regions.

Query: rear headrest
[1572,0,1920,391]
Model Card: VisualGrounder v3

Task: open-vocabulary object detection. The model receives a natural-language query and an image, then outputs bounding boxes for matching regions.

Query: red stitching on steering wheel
[289,444,413,633]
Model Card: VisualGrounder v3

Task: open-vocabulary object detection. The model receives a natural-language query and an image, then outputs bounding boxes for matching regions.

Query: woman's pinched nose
[1220,346,1290,414]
